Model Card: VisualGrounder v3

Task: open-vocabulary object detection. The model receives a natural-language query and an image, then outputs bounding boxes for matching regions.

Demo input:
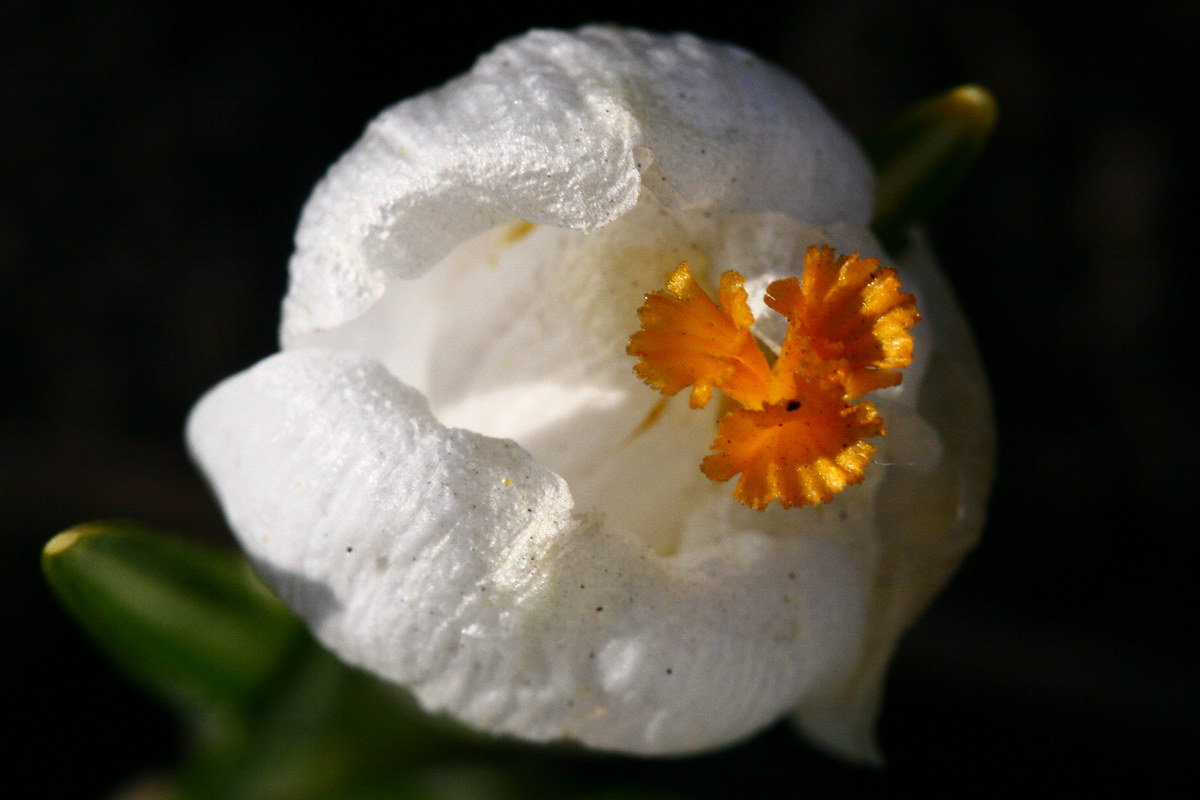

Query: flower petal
[789,233,993,762]
[188,349,868,755]
[282,26,874,342]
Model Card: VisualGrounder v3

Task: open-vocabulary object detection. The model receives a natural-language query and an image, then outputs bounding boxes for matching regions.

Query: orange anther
[629,247,918,509]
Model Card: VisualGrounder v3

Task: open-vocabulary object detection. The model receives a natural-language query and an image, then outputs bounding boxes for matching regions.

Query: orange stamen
[628,246,919,510]
[627,264,774,410]
[702,384,884,511]
[766,246,919,399]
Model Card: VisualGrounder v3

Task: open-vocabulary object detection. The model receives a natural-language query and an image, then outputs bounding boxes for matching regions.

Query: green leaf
[43,520,303,713]
[865,84,997,249]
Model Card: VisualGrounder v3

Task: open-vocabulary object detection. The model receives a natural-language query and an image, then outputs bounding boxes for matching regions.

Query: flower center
[627,246,919,510]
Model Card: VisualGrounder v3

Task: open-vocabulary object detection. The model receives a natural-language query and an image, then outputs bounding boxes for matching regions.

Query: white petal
[282,26,874,342]
[188,349,867,755]
[790,233,994,763]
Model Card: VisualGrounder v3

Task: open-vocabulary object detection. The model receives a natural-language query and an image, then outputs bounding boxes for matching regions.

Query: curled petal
[188,349,867,755]
[282,27,874,342]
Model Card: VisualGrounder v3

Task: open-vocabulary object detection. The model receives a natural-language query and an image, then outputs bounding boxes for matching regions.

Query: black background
[4,1,1196,796]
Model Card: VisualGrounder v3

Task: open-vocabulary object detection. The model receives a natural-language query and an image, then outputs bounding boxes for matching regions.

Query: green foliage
[42,521,302,713]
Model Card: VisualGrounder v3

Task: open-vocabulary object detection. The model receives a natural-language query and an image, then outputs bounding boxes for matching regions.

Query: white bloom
[188,26,991,762]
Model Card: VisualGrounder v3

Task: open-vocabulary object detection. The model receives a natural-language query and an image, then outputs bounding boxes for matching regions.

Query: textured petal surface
[188,349,866,755]
[282,26,874,342]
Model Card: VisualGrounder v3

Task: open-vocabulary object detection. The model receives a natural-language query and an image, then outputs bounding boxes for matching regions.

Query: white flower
[187,26,992,762]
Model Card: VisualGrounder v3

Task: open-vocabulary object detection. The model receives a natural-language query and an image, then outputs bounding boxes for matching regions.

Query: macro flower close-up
[20,5,1200,798]
[183,25,993,763]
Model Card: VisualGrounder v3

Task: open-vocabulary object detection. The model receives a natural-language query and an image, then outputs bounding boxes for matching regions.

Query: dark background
[4,1,1195,796]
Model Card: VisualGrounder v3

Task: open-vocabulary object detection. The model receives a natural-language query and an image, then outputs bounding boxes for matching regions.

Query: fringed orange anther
[628,247,919,511]
[766,246,920,399]
[627,263,774,410]
[702,378,885,511]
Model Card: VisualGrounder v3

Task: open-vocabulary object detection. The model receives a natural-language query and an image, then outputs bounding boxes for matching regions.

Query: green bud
[43,521,302,713]
[866,85,997,249]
